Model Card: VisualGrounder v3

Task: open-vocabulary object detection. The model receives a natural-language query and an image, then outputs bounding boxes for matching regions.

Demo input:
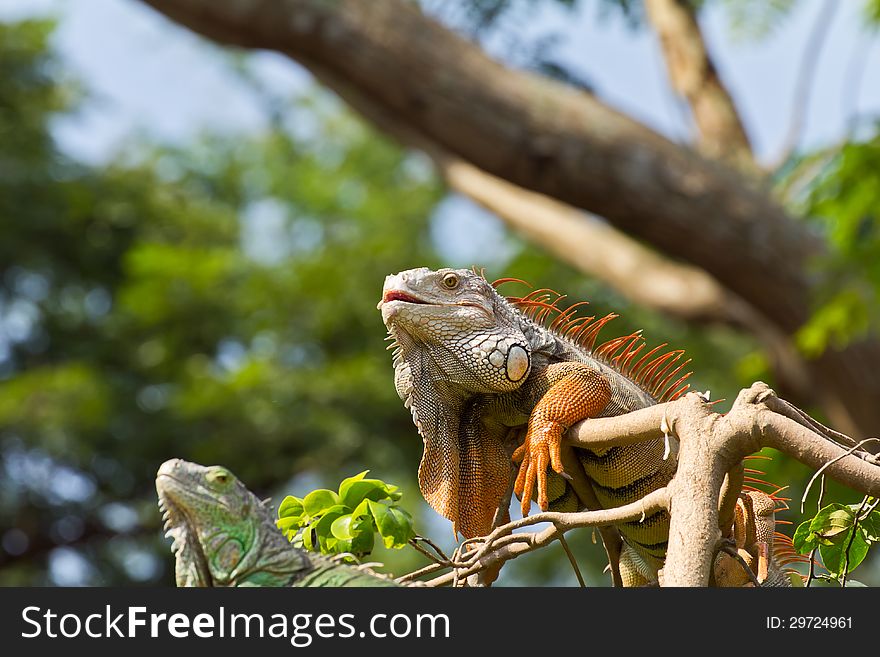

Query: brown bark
[138,0,880,438]
[645,0,754,170]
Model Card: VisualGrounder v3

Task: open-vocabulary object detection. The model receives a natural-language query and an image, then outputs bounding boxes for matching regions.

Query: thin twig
[421,489,671,587]
[767,396,869,453]
[861,497,880,519]
[557,534,585,587]
[411,535,451,562]
[407,539,446,565]
[841,495,869,588]
[806,475,825,589]
[719,544,761,587]
[800,438,880,513]
[396,560,449,584]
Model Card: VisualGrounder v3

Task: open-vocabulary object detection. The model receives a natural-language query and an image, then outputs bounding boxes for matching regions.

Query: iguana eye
[442,273,459,289]
[207,469,231,486]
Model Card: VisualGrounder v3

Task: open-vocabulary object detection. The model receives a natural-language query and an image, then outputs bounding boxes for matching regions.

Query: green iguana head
[379,267,532,396]
[156,458,306,586]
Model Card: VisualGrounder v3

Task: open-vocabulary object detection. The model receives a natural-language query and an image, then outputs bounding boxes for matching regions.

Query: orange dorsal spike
[636,350,682,388]
[578,313,619,350]
[613,333,645,366]
[567,316,597,341]
[618,342,646,374]
[653,358,692,398]
[595,332,642,360]
[667,382,691,400]
[520,288,561,303]
[658,369,693,402]
[648,355,688,392]
[628,343,668,378]
[561,316,595,340]
[492,277,531,289]
[550,301,592,331]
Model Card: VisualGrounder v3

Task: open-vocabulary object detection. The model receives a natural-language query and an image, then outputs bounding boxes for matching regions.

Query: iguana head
[379,267,532,394]
[378,267,531,538]
[156,459,306,586]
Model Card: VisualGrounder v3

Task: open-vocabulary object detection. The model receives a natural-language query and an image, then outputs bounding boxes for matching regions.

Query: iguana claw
[512,423,566,515]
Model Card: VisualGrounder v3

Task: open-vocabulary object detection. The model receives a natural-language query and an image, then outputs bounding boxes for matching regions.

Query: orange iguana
[378,267,800,586]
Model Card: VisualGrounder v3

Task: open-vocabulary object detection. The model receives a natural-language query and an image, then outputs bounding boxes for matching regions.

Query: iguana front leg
[511,363,611,515]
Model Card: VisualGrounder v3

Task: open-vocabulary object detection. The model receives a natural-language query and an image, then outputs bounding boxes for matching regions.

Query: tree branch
[644,0,754,170]
[138,0,880,438]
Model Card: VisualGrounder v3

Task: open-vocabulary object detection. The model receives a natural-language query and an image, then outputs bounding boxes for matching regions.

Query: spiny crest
[740,454,808,571]
[772,530,813,570]
[741,455,792,511]
[492,276,692,403]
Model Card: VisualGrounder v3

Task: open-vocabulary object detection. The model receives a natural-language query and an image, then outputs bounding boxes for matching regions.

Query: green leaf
[277,495,304,519]
[276,515,303,533]
[330,513,356,540]
[349,516,375,555]
[332,515,375,556]
[302,526,315,551]
[302,489,341,515]
[792,519,818,554]
[859,509,880,542]
[808,504,856,545]
[804,503,872,576]
[338,470,401,507]
[368,499,415,549]
[297,505,346,554]
[819,528,870,577]
[313,504,347,535]
[350,498,372,520]
[340,478,385,508]
[814,510,855,539]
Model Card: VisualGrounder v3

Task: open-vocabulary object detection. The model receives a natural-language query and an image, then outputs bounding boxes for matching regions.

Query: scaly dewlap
[513,364,611,514]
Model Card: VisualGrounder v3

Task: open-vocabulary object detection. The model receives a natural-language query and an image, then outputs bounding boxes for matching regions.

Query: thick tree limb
[645,0,753,170]
[440,156,742,324]
[138,0,880,438]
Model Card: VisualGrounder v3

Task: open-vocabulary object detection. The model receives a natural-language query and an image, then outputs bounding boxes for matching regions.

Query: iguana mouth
[381,290,429,305]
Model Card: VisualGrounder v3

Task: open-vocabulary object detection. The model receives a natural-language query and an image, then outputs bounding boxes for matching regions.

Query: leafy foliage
[0,17,440,585]
[277,472,415,558]
[720,0,798,42]
[793,500,880,584]
[795,134,880,356]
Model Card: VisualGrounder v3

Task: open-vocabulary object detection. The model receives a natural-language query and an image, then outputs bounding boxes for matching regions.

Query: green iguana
[156,458,397,587]
[378,267,798,586]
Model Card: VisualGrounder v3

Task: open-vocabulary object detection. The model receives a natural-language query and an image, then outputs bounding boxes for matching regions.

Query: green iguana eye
[442,273,459,289]
[207,468,231,486]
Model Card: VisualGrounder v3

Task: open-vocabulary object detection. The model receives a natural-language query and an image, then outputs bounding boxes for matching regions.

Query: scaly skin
[156,459,397,587]
[379,267,792,586]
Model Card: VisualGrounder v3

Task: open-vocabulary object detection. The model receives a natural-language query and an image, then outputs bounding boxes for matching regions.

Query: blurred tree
[0,18,447,584]
[2,0,879,587]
